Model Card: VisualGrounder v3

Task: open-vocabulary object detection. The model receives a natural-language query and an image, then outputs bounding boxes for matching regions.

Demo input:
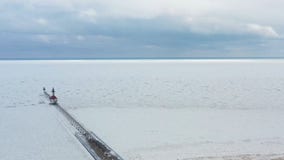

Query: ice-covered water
[1,59,284,160]
[0,60,94,160]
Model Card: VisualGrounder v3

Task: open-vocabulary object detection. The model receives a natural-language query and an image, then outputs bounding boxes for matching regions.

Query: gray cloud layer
[0,0,284,59]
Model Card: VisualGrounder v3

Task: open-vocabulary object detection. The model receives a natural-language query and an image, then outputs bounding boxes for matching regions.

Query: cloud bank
[0,0,284,58]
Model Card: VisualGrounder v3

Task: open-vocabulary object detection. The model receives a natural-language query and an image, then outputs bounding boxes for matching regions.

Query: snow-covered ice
[0,105,94,160]
[72,107,284,160]
[0,62,93,160]
[1,60,284,160]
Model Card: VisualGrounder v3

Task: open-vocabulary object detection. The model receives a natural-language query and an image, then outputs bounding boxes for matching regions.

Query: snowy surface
[1,60,284,160]
[0,63,93,160]
[72,108,284,160]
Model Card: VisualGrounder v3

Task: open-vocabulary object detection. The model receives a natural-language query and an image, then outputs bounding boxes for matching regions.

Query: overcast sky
[1,0,284,59]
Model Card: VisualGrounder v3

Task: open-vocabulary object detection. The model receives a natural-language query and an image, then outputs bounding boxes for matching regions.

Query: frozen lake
[1,59,284,159]
[0,60,93,160]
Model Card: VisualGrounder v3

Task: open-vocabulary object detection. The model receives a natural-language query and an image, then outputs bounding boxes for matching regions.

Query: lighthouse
[49,88,58,105]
